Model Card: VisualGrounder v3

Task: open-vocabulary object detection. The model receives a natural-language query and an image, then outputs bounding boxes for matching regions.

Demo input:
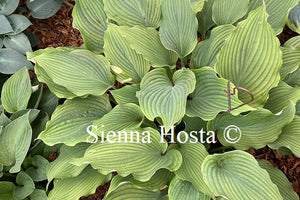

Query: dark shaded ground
[18,0,300,198]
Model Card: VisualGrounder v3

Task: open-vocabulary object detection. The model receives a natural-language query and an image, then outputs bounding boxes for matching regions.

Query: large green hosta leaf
[72,0,107,53]
[196,0,215,39]
[1,67,31,113]
[48,166,111,200]
[47,143,90,183]
[269,115,300,157]
[0,113,32,173]
[284,67,300,87]
[72,127,182,181]
[280,46,300,79]
[249,0,298,35]
[137,68,196,131]
[202,150,282,200]
[104,181,164,200]
[190,25,235,68]
[186,67,254,121]
[215,5,282,107]
[160,0,198,58]
[107,169,173,192]
[264,81,300,114]
[258,160,299,200]
[190,0,206,13]
[170,140,213,197]
[104,0,162,28]
[212,0,249,25]
[169,176,211,200]
[110,84,139,105]
[38,95,111,146]
[208,102,295,150]
[28,48,115,98]
[104,24,150,83]
[92,103,144,136]
[120,26,178,68]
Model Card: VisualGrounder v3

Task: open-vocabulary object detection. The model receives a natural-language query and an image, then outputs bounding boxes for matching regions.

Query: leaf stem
[64,1,74,8]
[180,57,187,68]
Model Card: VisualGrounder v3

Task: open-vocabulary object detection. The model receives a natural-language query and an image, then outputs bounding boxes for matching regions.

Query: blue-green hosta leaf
[0,15,13,34]
[0,48,33,74]
[186,67,254,121]
[287,2,300,34]
[10,109,40,124]
[104,181,164,200]
[160,0,198,58]
[28,48,115,98]
[190,25,235,68]
[92,103,144,137]
[0,0,19,15]
[48,166,111,200]
[72,127,182,182]
[46,143,90,183]
[269,115,300,157]
[26,0,64,19]
[196,0,215,39]
[104,24,150,83]
[29,189,47,200]
[0,113,32,173]
[120,26,178,68]
[208,102,295,150]
[25,155,49,182]
[264,81,300,114]
[12,171,35,200]
[3,33,32,54]
[110,84,139,105]
[108,169,173,192]
[202,150,282,200]
[0,182,15,200]
[171,141,213,197]
[137,68,196,131]
[212,0,249,25]
[280,47,300,79]
[104,0,162,28]
[190,0,206,13]
[6,14,32,35]
[1,67,31,113]
[258,160,299,200]
[169,176,211,200]
[249,0,298,35]
[73,0,107,53]
[215,5,282,107]
[38,95,111,146]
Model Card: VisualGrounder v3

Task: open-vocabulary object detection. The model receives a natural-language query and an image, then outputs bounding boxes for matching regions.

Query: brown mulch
[18,0,300,198]
[19,0,83,48]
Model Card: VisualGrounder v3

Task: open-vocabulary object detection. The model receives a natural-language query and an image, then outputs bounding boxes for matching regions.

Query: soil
[18,0,300,199]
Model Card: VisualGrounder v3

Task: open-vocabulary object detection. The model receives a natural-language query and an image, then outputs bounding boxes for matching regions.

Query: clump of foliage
[0,0,65,74]
[0,0,300,199]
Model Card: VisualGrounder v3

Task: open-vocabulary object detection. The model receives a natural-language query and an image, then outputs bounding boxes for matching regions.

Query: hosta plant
[0,0,65,74]
[1,0,300,199]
